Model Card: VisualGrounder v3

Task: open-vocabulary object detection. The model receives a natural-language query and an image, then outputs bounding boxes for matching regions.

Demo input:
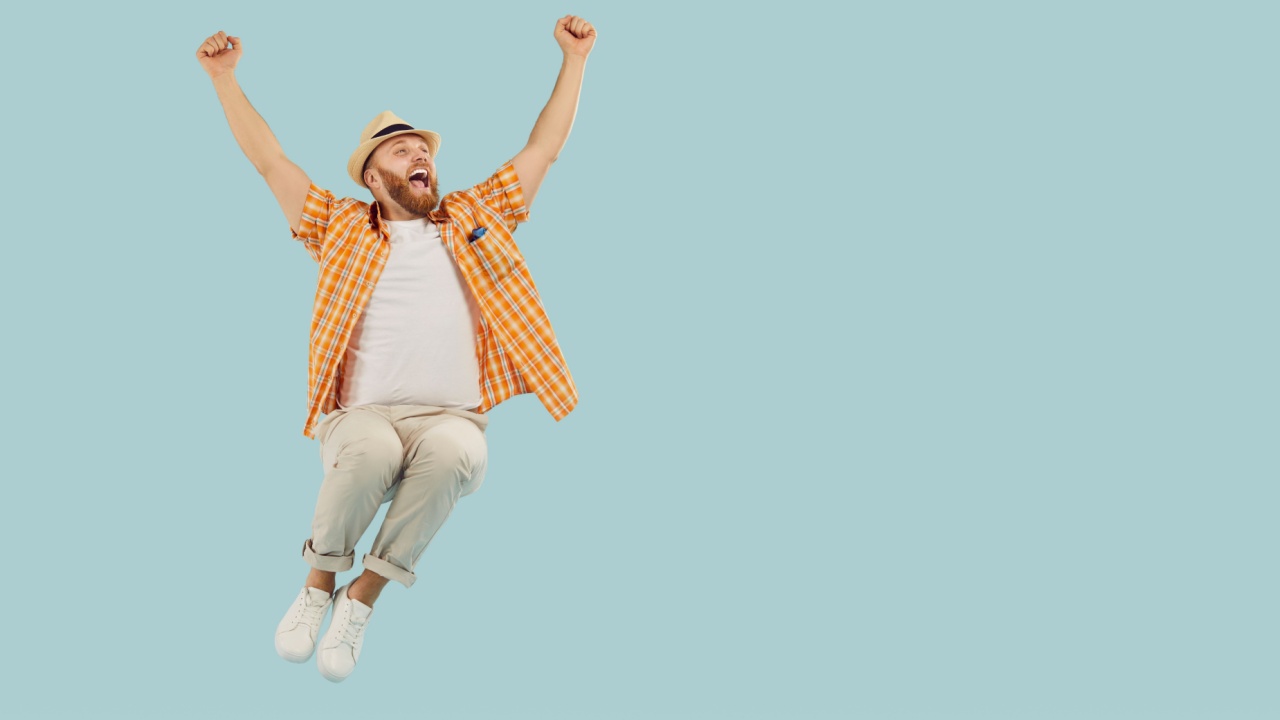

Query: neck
[375,200,425,222]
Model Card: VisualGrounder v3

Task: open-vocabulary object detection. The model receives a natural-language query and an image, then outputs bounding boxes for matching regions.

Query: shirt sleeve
[289,183,335,262]
[470,160,530,232]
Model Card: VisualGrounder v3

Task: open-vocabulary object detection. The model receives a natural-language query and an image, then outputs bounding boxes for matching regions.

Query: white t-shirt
[337,217,483,410]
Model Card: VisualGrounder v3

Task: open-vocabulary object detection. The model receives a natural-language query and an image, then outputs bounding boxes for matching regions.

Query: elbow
[254,157,274,177]
[523,142,560,166]
[257,153,292,179]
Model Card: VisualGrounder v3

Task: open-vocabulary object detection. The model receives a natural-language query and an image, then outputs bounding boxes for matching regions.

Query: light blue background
[1,0,1275,718]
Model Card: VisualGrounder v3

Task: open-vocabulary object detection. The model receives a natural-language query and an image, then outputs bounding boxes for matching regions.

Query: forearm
[210,72,288,175]
[524,54,587,161]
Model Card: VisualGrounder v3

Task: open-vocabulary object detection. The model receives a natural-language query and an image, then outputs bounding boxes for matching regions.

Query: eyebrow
[389,138,430,150]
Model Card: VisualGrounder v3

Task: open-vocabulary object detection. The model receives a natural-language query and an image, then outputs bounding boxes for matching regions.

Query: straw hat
[347,111,441,188]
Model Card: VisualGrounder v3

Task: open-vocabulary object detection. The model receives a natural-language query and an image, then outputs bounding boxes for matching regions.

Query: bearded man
[196,16,594,683]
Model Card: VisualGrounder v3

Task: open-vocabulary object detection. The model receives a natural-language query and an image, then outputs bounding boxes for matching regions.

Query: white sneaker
[274,586,333,663]
[316,582,374,682]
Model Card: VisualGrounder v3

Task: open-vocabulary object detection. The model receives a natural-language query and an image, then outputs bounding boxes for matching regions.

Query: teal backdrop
[0,1,1275,718]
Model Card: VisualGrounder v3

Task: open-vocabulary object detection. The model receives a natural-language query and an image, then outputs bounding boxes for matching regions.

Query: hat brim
[347,129,442,188]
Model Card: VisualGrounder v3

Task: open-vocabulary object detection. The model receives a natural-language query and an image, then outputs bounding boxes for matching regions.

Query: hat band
[372,123,414,139]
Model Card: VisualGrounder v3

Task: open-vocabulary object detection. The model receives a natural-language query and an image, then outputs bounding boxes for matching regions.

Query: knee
[413,424,487,479]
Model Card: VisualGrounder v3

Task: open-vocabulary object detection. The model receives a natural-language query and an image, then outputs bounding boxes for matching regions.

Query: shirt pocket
[463,204,525,283]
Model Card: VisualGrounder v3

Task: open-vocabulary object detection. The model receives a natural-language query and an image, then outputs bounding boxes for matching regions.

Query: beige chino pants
[301,403,489,588]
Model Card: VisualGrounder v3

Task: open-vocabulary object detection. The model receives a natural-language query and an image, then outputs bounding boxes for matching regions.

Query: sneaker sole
[315,647,350,683]
[275,638,315,664]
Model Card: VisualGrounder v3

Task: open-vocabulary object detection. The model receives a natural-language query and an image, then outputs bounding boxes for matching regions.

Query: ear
[362,149,380,188]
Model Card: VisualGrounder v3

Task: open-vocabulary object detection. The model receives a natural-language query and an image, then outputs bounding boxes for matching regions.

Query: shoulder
[331,194,368,214]
[328,194,371,225]
[436,187,480,222]
[303,183,368,213]
[438,162,521,214]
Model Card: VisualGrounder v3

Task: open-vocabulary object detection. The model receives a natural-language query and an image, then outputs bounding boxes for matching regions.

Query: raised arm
[197,31,312,233]
[511,16,596,211]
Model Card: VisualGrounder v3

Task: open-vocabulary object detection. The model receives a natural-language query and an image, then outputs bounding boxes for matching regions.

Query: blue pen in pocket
[468,227,487,243]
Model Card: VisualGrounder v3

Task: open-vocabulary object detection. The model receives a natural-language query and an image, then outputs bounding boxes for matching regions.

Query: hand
[196,31,242,79]
[554,15,596,58]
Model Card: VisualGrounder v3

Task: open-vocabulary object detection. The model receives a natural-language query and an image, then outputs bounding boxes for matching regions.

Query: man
[196,16,594,683]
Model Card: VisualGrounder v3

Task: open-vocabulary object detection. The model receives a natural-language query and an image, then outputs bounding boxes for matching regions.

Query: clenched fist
[554,16,596,58]
[196,31,242,79]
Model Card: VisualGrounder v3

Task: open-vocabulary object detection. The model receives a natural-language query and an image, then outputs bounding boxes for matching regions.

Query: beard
[376,165,441,216]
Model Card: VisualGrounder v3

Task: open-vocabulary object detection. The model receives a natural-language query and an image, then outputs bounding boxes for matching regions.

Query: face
[365,135,440,217]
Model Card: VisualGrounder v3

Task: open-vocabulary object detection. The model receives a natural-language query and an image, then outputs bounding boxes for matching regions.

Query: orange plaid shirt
[289,160,578,438]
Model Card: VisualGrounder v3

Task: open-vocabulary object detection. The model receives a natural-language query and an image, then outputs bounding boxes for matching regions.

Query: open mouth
[408,168,430,190]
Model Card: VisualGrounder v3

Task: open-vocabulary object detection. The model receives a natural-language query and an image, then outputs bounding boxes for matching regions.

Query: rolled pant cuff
[362,553,416,588]
[302,539,355,572]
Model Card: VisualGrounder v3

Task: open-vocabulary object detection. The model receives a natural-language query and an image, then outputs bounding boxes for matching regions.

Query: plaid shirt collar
[366,198,451,235]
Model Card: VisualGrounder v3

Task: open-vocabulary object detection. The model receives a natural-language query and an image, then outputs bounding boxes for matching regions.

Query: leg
[306,567,337,594]
[357,415,489,595]
[304,406,406,587]
[346,569,391,606]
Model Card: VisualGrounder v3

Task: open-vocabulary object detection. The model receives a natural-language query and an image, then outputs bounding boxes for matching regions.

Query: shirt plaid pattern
[289,160,578,438]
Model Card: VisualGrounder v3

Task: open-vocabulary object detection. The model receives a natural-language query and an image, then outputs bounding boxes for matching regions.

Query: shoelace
[335,610,369,647]
[298,593,328,628]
